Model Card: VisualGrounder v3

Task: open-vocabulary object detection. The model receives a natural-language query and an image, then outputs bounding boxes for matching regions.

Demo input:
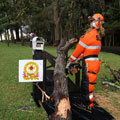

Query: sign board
[19,60,43,82]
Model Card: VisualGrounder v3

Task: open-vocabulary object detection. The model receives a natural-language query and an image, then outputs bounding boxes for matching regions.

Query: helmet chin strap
[90,21,99,29]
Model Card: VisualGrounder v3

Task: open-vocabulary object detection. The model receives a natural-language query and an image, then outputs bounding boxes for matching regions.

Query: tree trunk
[0,34,3,42]
[98,0,105,11]
[119,0,120,9]
[15,28,20,42]
[109,35,112,47]
[20,27,24,46]
[53,0,60,46]
[52,35,75,120]
[6,29,10,47]
[5,30,8,41]
[10,28,15,43]
[51,24,55,45]
[104,36,107,46]
[112,32,115,47]
[89,0,96,13]
[52,51,71,119]
[69,0,75,38]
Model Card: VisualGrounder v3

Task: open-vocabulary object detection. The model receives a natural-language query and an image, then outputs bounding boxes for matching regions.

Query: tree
[52,31,77,120]
[53,0,60,46]
[1,0,120,46]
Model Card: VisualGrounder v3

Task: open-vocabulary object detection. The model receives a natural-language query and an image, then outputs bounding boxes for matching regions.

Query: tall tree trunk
[119,0,120,9]
[15,28,20,42]
[52,33,75,120]
[6,29,10,47]
[51,24,55,45]
[10,28,15,43]
[112,32,115,47]
[89,0,96,13]
[0,34,3,42]
[5,30,8,41]
[109,35,112,47]
[98,0,105,11]
[69,0,75,38]
[105,36,107,46]
[20,27,24,46]
[53,0,60,46]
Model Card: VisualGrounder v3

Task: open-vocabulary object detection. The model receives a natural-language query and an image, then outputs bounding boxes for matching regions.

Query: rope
[33,83,51,102]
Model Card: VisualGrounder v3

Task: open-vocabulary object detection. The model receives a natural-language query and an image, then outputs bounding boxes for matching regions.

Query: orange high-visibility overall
[69,28,101,107]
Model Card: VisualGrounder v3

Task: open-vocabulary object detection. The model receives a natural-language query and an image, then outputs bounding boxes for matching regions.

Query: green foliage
[0,0,120,46]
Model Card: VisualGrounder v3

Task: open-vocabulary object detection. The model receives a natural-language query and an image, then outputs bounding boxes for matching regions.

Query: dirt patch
[94,91,120,120]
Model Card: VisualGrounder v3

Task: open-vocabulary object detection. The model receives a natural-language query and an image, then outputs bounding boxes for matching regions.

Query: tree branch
[60,38,78,52]
[102,81,120,89]
[106,5,119,11]
[108,66,120,82]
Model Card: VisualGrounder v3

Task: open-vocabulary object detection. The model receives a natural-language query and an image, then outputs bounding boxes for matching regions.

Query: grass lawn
[0,42,120,120]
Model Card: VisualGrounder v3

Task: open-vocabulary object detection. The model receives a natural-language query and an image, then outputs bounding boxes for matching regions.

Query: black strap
[88,71,96,74]
[89,91,93,93]
[83,55,98,60]
[89,82,96,85]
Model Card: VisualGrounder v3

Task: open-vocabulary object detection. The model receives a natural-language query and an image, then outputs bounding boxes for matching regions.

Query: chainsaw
[65,62,81,75]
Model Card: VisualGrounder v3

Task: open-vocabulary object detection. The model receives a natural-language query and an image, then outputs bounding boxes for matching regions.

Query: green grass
[0,42,120,120]
[0,43,48,120]
[96,52,120,92]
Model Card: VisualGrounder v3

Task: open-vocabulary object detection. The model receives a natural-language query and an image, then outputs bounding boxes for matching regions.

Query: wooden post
[32,50,44,107]
[43,51,46,90]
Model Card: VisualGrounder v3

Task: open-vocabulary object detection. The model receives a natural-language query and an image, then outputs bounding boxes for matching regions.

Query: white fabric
[89,94,93,100]
[79,41,101,49]
[87,46,101,49]
[70,55,77,60]
[90,21,99,29]
[85,57,99,61]
[79,41,87,48]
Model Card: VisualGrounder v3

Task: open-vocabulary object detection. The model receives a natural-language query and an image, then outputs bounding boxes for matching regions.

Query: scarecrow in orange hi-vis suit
[68,13,105,110]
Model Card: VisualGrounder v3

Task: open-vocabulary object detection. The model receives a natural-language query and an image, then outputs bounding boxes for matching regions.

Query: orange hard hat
[88,13,104,29]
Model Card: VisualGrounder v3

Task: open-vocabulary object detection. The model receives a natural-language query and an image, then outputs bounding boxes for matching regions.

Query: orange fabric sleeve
[78,53,84,59]
[69,32,92,62]
[69,41,85,61]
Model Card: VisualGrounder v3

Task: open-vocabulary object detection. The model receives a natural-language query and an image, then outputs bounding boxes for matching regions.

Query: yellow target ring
[24,62,38,77]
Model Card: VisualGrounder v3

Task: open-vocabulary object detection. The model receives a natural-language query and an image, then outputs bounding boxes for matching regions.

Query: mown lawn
[0,42,120,120]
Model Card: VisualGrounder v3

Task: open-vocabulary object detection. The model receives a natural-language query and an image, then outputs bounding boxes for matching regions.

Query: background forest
[0,0,120,46]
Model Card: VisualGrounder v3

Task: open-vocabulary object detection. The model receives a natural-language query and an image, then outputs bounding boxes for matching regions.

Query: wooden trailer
[31,50,114,120]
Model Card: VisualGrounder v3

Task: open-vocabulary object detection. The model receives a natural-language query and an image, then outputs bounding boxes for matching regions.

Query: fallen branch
[16,105,36,111]
[102,81,120,89]
[33,83,51,102]
[16,106,48,118]
[108,66,120,82]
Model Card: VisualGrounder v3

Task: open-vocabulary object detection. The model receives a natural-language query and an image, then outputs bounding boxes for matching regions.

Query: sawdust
[94,91,120,120]
[56,98,71,119]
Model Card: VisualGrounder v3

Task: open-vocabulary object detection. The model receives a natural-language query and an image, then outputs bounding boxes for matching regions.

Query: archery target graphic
[19,60,43,82]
